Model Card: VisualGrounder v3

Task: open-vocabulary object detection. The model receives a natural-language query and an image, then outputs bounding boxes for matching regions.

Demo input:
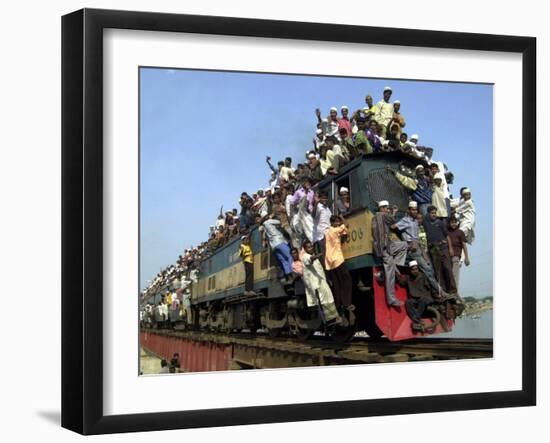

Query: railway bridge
[140,329,493,373]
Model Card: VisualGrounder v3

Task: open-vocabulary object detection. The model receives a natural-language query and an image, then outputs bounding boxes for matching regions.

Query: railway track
[141,328,493,369]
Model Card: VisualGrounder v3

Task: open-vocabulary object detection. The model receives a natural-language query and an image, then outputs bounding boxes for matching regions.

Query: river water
[436,309,493,339]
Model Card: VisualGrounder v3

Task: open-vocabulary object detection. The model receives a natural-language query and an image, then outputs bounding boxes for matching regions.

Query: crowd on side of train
[141,86,477,328]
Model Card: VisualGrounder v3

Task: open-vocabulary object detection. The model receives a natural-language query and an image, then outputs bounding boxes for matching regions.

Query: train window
[334,169,362,215]
[348,169,361,211]
[212,275,216,290]
[261,250,269,270]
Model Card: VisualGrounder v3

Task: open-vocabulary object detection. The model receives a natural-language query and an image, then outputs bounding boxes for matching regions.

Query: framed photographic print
[61,8,536,435]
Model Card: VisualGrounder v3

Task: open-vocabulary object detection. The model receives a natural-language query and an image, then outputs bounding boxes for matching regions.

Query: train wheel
[268,328,283,338]
[330,324,357,343]
[364,322,383,339]
[295,327,313,341]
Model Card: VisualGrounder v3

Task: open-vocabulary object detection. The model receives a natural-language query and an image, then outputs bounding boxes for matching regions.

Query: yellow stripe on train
[195,209,374,299]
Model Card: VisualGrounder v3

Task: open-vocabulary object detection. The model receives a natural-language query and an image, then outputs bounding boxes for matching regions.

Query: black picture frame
[61,8,536,435]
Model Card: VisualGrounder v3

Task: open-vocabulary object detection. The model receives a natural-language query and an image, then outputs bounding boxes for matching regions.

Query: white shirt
[434,161,450,199]
[279,166,294,182]
[373,100,394,126]
[322,118,340,137]
[313,203,332,243]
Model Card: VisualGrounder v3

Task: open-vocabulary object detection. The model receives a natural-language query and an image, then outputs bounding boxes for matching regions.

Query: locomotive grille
[365,168,410,212]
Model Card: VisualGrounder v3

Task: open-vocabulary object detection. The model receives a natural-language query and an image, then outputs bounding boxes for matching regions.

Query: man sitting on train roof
[316,106,341,141]
[389,100,406,139]
[372,86,394,138]
[371,200,408,308]
[352,117,374,155]
[398,260,437,326]
[365,119,383,153]
[363,94,376,122]
[338,105,352,137]
[338,127,359,160]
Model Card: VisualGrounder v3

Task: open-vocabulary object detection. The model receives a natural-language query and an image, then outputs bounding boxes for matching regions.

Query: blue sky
[140,68,493,298]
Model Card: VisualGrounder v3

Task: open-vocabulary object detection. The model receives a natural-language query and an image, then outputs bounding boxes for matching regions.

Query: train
[141,151,464,341]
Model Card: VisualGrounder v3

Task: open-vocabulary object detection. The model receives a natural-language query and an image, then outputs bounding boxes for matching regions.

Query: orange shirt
[324,225,347,270]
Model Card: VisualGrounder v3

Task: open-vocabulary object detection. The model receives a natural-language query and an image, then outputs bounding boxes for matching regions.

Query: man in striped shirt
[371,200,408,307]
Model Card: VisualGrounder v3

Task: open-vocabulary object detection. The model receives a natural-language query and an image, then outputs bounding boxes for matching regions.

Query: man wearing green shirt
[353,118,373,154]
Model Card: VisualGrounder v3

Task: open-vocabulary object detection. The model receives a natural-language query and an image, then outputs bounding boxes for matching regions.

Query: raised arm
[265,156,277,174]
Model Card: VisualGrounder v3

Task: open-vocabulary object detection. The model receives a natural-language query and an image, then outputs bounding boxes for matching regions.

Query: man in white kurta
[452,188,476,244]
[301,242,339,324]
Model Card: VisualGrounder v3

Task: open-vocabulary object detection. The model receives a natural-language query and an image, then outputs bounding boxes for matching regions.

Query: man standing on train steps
[312,190,332,267]
[372,200,408,307]
[239,235,255,295]
[324,215,354,310]
[423,206,457,294]
[261,214,294,284]
[395,201,441,294]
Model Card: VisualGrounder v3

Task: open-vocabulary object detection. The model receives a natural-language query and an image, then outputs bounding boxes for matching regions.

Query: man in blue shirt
[395,201,441,294]
[411,165,433,215]
[262,215,294,283]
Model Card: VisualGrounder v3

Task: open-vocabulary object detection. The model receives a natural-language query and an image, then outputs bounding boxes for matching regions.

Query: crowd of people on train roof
[141,86,476,327]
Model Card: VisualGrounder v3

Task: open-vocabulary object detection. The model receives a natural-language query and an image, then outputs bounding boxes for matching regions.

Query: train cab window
[334,169,362,216]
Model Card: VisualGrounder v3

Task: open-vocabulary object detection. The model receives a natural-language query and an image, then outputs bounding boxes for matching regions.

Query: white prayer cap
[462,188,471,194]
[341,105,349,110]
[410,134,419,141]
[339,187,349,194]
[433,172,444,181]
[409,260,418,267]
[384,86,392,92]
[394,100,401,104]
[308,153,316,159]
[378,200,389,208]
[241,235,247,240]
[415,164,424,170]
[408,201,418,208]
[316,129,323,135]
[330,107,338,112]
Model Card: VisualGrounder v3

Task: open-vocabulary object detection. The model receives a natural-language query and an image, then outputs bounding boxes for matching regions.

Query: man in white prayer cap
[389,100,406,138]
[451,187,476,244]
[399,260,437,325]
[373,86,394,138]
[315,106,340,139]
[335,186,350,216]
[338,105,352,137]
[371,200,408,307]
[395,200,442,294]
[431,172,448,218]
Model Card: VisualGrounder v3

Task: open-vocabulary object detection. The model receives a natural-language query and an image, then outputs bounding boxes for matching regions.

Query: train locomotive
[142,151,463,341]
